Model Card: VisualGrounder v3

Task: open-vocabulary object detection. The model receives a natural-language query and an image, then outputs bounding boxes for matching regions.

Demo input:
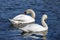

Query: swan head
[24,9,35,18]
[24,9,34,14]
[42,14,48,20]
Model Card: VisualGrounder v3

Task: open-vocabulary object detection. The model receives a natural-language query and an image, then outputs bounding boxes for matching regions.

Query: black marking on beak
[24,11,27,14]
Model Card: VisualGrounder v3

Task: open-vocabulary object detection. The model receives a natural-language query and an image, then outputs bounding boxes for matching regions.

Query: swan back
[9,14,35,23]
[20,24,47,32]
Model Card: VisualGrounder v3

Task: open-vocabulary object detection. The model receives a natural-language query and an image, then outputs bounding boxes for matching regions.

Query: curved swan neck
[26,9,35,18]
[41,15,48,29]
[30,10,35,18]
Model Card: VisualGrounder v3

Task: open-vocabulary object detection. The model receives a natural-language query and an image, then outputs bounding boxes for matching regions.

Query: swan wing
[13,14,35,23]
[20,24,46,32]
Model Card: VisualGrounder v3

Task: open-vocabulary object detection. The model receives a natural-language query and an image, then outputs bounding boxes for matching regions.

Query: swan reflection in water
[20,30,48,40]
[0,28,47,40]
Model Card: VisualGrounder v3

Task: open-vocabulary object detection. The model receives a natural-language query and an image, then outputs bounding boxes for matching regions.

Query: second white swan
[19,14,48,32]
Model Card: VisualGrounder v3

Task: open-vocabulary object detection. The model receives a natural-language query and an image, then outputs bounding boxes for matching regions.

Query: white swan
[19,14,48,32]
[9,9,35,27]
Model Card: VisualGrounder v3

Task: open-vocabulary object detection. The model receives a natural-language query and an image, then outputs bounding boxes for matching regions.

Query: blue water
[0,0,60,40]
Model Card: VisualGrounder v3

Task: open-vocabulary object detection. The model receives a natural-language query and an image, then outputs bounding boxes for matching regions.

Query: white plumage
[12,14,35,23]
[19,14,48,32]
[20,24,47,32]
[9,9,35,27]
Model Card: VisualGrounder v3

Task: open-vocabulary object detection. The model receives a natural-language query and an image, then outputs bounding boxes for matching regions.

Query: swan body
[9,9,35,27]
[19,14,48,32]
[9,14,35,24]
[20,24,48,32]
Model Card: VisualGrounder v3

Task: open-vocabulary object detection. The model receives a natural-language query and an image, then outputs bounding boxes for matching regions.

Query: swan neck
[29,10,35,18]
[41,17,48,29]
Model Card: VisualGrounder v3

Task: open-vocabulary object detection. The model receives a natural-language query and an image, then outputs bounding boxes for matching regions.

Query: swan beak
[24,11,27,14]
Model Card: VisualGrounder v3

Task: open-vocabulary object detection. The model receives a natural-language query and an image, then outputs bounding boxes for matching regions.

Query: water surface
[0,0,60,40]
